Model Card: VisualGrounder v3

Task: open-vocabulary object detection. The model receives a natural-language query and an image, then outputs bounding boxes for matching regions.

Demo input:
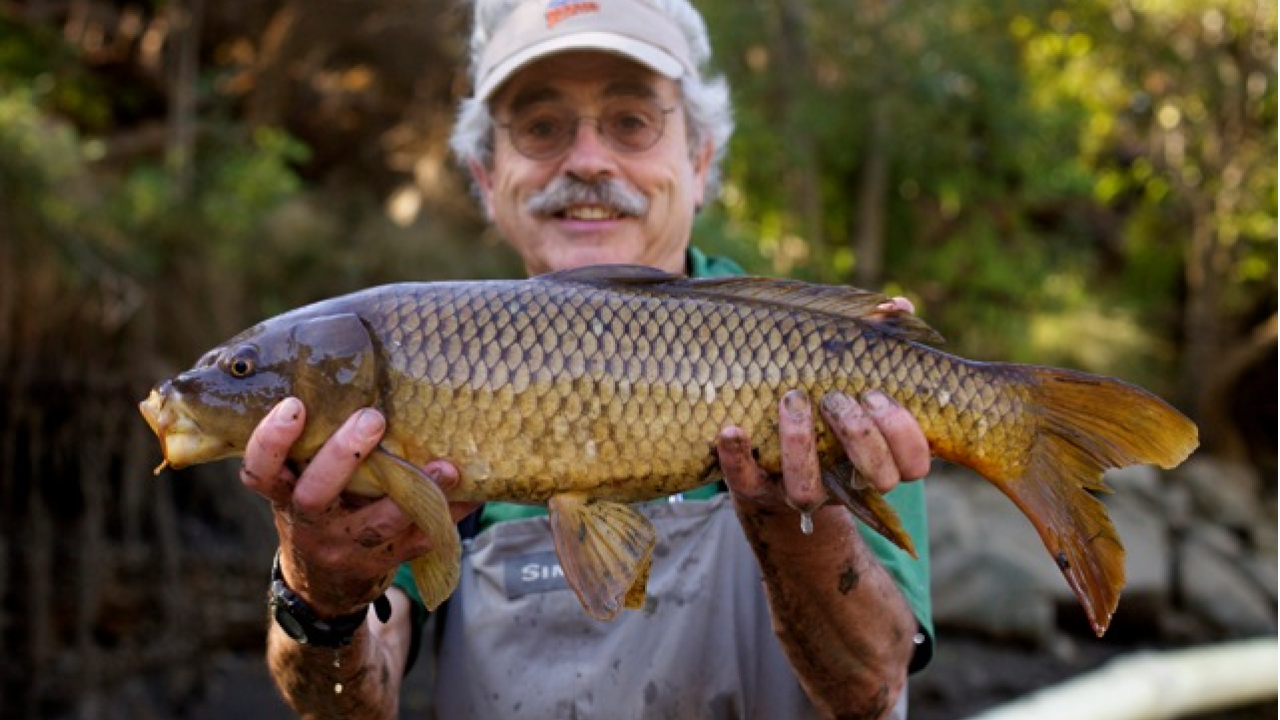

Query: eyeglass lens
[504,98,671,160]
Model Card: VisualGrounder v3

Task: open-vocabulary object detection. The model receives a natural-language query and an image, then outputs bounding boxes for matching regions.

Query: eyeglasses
[497,98,676,161]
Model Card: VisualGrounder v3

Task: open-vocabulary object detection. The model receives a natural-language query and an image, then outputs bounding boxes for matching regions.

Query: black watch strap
[267,549,392,648]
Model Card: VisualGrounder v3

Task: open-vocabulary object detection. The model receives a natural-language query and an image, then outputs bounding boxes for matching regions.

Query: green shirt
[394,247,934,670]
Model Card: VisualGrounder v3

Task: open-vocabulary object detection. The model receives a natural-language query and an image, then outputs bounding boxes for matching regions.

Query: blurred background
[0,0,1274,718]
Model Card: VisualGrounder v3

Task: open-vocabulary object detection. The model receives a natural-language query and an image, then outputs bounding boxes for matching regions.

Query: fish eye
[224,347,258,378]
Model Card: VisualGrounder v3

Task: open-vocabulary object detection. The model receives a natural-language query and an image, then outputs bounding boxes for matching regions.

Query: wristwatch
[267,549,391,648]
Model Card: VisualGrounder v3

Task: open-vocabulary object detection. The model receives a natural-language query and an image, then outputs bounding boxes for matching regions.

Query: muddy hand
[719,389,928,536]
[241,398,466,616]
[818,390,930,494]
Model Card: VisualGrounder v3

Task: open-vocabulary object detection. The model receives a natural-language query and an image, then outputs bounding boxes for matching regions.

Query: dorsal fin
[681,276,944,344]
[535,264,944,345]
[534,264,677,285]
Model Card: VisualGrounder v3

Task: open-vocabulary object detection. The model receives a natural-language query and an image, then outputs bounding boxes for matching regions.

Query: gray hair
[449,0,734,201]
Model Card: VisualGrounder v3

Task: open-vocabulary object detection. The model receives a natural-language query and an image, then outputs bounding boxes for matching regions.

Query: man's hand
[714,297,929,719]
[715,388,928,719]
[717,389,929,516]
[241,397,476,616]
[718,290,926,515]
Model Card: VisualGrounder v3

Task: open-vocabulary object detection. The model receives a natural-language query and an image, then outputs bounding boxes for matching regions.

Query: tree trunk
[167,0,204,198]
[850,0,896,289]
[852,100,891,288]
[765,0,825,274]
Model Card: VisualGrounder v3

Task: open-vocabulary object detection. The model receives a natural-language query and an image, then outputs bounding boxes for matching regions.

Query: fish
[138,265,1198,635]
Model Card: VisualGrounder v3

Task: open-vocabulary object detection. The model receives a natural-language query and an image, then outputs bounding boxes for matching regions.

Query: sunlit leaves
[696,0,1274,389]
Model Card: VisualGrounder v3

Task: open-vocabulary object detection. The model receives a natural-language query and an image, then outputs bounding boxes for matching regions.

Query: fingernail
[355,409,384,441]
[720,430,750,456]
[277,397,302,424]
[876,301,897,312]
[820,391,851,415]
[863,390,893,411]
[782,390,809,416]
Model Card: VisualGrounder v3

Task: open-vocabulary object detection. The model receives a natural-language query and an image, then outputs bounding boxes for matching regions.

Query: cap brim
[476,31,686,101]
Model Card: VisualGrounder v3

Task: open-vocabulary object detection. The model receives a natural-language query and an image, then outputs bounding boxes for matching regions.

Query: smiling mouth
[557,205,627,221]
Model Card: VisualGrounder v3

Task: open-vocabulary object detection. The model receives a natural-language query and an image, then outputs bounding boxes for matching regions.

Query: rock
[1103,464,1164,505]
[927,467,1074,644]
[924,468,980,551]
[931,547,1058,645]
[925,454,1279,644]
[1238,555,1278,604]
[1175,457,1263,533]
[927,463,1178,640]
[1240,511,1278,606]
[1177,525,1278,637]
[1102,479,1171,601]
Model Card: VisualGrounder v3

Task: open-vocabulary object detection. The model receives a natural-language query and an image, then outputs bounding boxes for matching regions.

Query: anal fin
[362,449,461,610]
[623,550,652,611]
[822,461,917,558]
[547,493,656,620]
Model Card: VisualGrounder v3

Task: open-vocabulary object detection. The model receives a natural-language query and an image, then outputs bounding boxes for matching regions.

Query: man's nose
[561,120,617,180]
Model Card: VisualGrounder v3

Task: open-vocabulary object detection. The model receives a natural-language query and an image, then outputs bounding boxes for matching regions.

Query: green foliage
[700,0,1275,392]
[204,128,309,234]
[0,87,85,228]
[2,0,1273,399]
[0,87,118,303]
[0,12,125,131]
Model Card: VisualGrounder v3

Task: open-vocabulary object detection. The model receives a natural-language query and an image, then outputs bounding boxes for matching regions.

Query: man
[242,0,934,717]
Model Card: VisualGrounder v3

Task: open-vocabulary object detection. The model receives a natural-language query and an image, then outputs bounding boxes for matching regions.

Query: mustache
[526,177,648,217]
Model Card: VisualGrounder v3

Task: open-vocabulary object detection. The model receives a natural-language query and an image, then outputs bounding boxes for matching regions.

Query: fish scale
[501,285,952,495]
[139,264,1197,632]
[369,282,852,499]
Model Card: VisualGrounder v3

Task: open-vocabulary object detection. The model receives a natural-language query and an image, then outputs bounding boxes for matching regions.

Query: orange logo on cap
[544,0,600,29]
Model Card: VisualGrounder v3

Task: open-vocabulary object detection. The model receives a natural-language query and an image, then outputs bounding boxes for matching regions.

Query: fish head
[139,312,379,472]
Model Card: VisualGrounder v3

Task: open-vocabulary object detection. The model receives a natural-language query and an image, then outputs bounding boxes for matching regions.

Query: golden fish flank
[139,265,1199,634]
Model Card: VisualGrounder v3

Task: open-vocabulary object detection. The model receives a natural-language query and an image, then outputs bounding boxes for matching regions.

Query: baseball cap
[474,0,697,101]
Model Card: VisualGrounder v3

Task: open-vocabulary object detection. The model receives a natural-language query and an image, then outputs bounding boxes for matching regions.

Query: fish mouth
[138,388,228,473]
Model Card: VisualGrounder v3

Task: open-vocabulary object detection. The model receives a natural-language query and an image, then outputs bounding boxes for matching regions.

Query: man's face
[473,52,712,276]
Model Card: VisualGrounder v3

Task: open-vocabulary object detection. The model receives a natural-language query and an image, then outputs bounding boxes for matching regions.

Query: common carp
[138,265,1198,635]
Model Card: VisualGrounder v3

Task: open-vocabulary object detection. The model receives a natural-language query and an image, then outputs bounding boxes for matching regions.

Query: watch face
[270,592,310,642]
[273,603,308,641]
[267,570,367,648]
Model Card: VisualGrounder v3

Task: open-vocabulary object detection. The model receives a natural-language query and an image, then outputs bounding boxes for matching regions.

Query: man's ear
[469,160,496,220]
[691,138,714,208]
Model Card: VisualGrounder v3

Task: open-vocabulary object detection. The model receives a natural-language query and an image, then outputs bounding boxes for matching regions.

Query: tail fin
[986,367,1198,636]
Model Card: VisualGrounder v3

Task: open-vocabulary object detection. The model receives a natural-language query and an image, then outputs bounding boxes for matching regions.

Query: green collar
[686,246,744,278]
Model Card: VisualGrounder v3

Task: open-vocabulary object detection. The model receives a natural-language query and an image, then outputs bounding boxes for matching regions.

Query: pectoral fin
[822,461,917,558]
[362,449,461,610]
[547,493,655,620]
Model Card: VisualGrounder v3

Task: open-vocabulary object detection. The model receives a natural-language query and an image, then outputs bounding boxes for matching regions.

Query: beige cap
[475,0,696,101]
